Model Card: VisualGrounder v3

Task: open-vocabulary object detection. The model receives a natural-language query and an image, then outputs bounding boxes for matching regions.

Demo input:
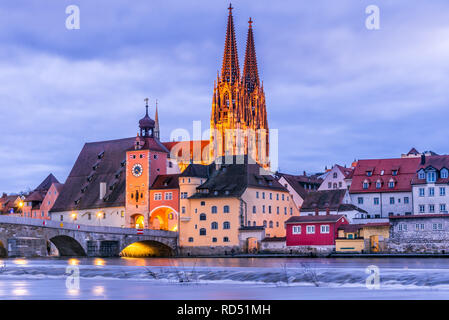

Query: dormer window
[376,180,382,189]
[388,179,395,188]
[418,170,425,179]
[441,169,448,179]
[427,171,436,183]
[366,171,372,177]
[363,180,369,189]
[392,170,398,176]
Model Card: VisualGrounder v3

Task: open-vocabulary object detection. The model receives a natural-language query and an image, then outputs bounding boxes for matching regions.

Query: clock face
[132,163,143,177]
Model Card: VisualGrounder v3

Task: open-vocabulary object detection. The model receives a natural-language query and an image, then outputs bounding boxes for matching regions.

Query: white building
[412,155,449,215]
[318,164,354,191]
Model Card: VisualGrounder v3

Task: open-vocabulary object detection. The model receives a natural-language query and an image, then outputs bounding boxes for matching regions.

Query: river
[1,257,449,299]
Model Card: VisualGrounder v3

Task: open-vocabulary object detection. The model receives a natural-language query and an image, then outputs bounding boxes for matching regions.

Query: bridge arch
[120,240,173,257]
[49,235,86,256]
[149,206,178,231]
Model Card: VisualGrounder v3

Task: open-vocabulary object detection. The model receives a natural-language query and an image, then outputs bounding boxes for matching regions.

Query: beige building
[178,158,299,254]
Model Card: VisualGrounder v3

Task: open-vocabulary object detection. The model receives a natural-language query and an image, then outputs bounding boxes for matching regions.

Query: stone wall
[179,245,241,256]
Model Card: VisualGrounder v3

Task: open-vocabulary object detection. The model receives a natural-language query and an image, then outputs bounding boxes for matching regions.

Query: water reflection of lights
[12,288,28,296]
[68,258,79,266]
[93,286,104,296]
[67,289,80,296]
[13,259,28,265]
[94,258,105,266]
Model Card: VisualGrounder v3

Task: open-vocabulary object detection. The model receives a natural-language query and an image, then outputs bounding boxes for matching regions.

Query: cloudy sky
[1,0,449,192]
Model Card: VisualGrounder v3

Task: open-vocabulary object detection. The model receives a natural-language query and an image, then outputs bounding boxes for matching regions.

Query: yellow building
[336,223,390,253]
[178,157,299,255]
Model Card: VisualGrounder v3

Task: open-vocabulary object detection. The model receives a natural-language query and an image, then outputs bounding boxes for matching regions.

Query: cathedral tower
[210,5,269,168]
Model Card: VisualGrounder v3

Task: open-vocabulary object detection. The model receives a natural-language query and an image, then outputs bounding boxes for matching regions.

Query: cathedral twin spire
[210,4,269,168]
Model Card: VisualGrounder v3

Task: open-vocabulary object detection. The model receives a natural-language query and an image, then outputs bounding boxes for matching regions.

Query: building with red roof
[318,164,354,191]
[349,157,421,218]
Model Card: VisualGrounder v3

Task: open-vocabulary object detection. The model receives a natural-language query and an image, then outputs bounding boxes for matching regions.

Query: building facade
[277,173,322,209]
[318,164,354,191]
[23,174,62,220]
[349,158,420,218]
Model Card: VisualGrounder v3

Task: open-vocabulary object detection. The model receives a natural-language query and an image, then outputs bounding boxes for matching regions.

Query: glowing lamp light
[13,258,28,265]
[18,201,24,208]
[68,258,79,266]
[97,212,103,219]
[71,213,77,220]
[94,258,105,267]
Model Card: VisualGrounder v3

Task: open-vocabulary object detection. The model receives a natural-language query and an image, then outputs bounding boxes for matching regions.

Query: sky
[1,0,449,193]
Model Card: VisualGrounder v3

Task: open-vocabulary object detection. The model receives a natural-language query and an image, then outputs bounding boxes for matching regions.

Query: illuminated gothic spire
[221,3,240,84]
[242,17,259,93]
[154,99,160,140]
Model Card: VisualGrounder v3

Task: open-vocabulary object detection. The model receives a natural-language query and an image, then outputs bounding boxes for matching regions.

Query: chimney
[99,182,106,200]
[421,154,426,165]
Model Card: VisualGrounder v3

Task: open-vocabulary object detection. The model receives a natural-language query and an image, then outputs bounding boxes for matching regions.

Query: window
[252,206,256,214]
[306,225,315,234]
[419,188,425,197]
[366,171,372,177]
[269,221,273,228]
[88,213,92,220]
[392,170,398,176]
[60,215,63,221]
[268,206,272,214]
[199,213,206,221]
[374,197,379,205]
[363,182,369,189]
[419,205,425,213]
[427,171,436,183]
[211,206,217,214]
[223,237,229,242]
[262,205,266,214]
[282,194,285,201]
[223,205,230,213]
[432,223,443,231]
[429,204,435,213]
[358,197,364,205]
[320,225,330,234]
[164,192,173,200]
[442,169,449,179]
[276,206,280,214]
[188,237,194,242]
[398,224,407,231]
[333,183,337,189]
[269,193,272,200]
[256,192,259,199]
[154,193,162,200]
[404,197,409,204]
[388,181,395,188]
[276,194,279,200]
[212,237,217,243]
[376,181,382,189]
[339,182,342,188]
[223,221,230,229]
[153,154,158,160]
[333,172,338,178]
[440,204,446,212]
[201,201,205,206]
[199,228,206,236]
[211,222,218,230]
[418,170,425,179]
[181,207,186,214]
[415,223,425,231]
[263,220,267,227]
[328,182,332,188]
[262,192,265,199]
[440,187,446,196]
[181,192,188,199]
[284,207,287,215]
[290,208,293,215]
[390,197,395,205]
[429,187,435,197]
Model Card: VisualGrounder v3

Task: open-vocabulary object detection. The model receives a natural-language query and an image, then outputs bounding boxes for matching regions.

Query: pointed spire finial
[144,97,149,115]
[248,17,253,27]
[228,3,233,14]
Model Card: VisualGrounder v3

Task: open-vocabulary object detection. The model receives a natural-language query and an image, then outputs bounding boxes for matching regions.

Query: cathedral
[210,5,270,169]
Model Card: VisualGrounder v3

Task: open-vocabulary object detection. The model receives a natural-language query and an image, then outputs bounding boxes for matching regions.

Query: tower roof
[139,99,155,131]
[220,4,240,84]
[242,17,260,93]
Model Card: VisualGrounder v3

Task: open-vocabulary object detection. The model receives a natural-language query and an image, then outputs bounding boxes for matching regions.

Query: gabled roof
[51,137,140,212]
[24,190,45,202]
[180,163,212,178]
[407,147,419,155]
[277,173,322,199]
[285,214,346,224]
[300,189,347,212]
[350,157,420,193]
[412,155,449,185]
[151,174,180,190]
[35,174,60,191]
[335,165,354,178]
[189,156,287,199]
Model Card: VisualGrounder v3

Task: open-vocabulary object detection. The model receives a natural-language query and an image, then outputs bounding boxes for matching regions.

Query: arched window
[211,206,217,214]
[200,213,206,221]
[333,172,338,178]
[333,183,337,189]
[223,221,230,229]
[223,205,230,213]
[441,169,449,179]
[263,220,267,227]
[269,221,273,228]
[199,228,206,236]
[211,222,218,230]
[247,220,251,226]
[253,221,256,226]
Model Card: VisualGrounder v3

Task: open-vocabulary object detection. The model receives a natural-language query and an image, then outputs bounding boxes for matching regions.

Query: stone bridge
[0,215,178,258]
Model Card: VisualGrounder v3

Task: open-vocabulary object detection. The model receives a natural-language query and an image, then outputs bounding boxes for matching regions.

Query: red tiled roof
[335,165,354,178]
[412,155,449,185]
[350,158,420,193]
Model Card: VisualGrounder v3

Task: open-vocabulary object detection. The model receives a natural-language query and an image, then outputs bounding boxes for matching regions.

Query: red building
[285,214,349,246]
